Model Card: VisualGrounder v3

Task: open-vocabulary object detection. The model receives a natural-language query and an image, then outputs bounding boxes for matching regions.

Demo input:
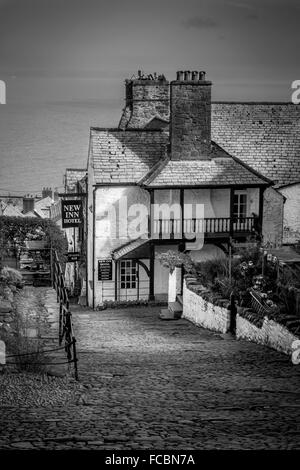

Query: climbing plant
[158,250,195,274]
[0,216,67,267]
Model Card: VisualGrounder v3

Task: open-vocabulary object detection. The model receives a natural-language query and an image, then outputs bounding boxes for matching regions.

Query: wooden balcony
[152,217,256,240]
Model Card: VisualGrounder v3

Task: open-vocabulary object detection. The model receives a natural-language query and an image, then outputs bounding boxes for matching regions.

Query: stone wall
[119,80,170,129]
[182,279,298,358]
[262,187,284,246]
[279,183,300,244]
[236,314,299,356]
[182,280,230,333]
[171,82,212,160]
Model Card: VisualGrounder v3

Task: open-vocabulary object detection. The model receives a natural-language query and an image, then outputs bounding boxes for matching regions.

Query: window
[120,260,137,289]
[233,191,247,219]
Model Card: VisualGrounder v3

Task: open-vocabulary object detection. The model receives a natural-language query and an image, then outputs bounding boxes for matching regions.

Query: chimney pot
[191,71,198,81]
[176,71,184,81]
[184,70,191,81]
[199,71,206,81]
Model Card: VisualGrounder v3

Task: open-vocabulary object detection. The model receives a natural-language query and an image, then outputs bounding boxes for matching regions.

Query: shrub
[0,216,68,269]
[158,250,196,274]
[0,267,24,287]
[193,256,230,287]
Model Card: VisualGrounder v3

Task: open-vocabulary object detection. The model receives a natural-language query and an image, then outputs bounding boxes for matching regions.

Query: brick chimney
[42,187,52,199]
[23,197,35,214]
[170,70,212,160]
[119,71,170,129]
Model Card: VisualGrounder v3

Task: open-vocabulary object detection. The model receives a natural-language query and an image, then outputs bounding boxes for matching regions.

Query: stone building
[85,71,272,307]
[120,78,300,247]
[211,103,300,245]
[63,70,300,307]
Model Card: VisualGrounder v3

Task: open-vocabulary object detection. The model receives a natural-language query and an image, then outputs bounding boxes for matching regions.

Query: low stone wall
[182,280,230,333]
[236,314,299,356]
[181,279,298,358]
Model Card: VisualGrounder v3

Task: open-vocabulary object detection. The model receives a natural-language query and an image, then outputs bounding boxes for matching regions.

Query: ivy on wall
[0,216,67,266]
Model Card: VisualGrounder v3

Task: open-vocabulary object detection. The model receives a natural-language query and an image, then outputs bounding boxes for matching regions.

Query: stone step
[159,308,177,321]
[168,301,183,319]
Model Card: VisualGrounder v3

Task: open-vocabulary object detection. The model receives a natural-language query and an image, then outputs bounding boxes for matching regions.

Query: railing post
[170,219,174,240]
[59,303,63,344]
[72,337,79,381]
[230,291,237,334]
[52,250,78,380]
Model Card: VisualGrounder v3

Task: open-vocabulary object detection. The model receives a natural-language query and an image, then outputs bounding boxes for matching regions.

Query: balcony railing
[153,217,255,239]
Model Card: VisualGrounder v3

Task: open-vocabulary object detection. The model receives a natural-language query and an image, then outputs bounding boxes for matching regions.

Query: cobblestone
[0,298,300,450]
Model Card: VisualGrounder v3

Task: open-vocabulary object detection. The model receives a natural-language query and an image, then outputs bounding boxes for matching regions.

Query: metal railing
[52,250,78,380]
[249,289,275,317]
[153,216,255,239]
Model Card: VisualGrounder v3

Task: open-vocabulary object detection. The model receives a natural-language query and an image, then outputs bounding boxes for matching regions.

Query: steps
[159,298,183,321]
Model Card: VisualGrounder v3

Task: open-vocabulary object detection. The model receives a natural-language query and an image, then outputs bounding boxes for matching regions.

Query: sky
[0,0,299,193]
[1,0,300,102]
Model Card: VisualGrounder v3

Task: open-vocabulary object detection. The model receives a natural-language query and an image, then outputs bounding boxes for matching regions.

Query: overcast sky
[0,0,299,102]
[0,0,299,194]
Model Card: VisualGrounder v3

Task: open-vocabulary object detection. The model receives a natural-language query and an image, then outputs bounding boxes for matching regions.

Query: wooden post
[229,238,232,284]
[229,188,235,237]
[72,337,79,381]
[50,245,53,287]
[114,260,118,301]
[258,186,264,239]
[180,188,184,239]
[149,243,155,301]
[230,292,237,334]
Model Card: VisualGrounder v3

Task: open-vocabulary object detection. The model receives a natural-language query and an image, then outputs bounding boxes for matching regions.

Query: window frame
[233,190,248,219]
[120,259,137,290]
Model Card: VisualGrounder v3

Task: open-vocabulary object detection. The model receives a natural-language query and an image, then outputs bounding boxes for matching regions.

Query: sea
[0,100,120,196]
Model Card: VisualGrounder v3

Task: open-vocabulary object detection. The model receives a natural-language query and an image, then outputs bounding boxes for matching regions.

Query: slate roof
[211,103,300,188]
[89,129,271,188]
[0,201,24,217]
[90,128,168,184]
[65,168,87,192]
[140,143,270,187]
[34,196,53,218]
[112,238,150,260]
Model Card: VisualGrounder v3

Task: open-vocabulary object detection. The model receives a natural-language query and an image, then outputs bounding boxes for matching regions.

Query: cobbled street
[1,303,300,450]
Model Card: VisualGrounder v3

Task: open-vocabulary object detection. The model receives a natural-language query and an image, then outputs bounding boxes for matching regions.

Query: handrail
[51,249,78,380]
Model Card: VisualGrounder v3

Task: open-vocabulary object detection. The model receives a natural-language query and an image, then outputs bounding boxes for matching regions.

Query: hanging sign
[62,200,83,228]
[98,260,113,281]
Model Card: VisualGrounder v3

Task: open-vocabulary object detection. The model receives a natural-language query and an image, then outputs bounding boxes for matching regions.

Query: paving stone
[0,296,300,450]
[10,441,35,449]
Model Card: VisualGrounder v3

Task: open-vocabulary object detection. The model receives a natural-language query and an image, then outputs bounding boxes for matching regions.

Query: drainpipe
[92,187,96,310]
[85,177,89,306]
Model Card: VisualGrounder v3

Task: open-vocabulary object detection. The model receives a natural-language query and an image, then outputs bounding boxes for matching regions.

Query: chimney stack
[42,187,52,199]
[170,70,212,160]
[23,197,35,214]
[119,71,170,129]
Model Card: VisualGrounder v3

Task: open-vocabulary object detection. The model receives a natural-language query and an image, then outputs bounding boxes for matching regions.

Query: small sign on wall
[65,252,81,262]
[98,260,113,281]
[62,200,83,228]
[0,340,6,365]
